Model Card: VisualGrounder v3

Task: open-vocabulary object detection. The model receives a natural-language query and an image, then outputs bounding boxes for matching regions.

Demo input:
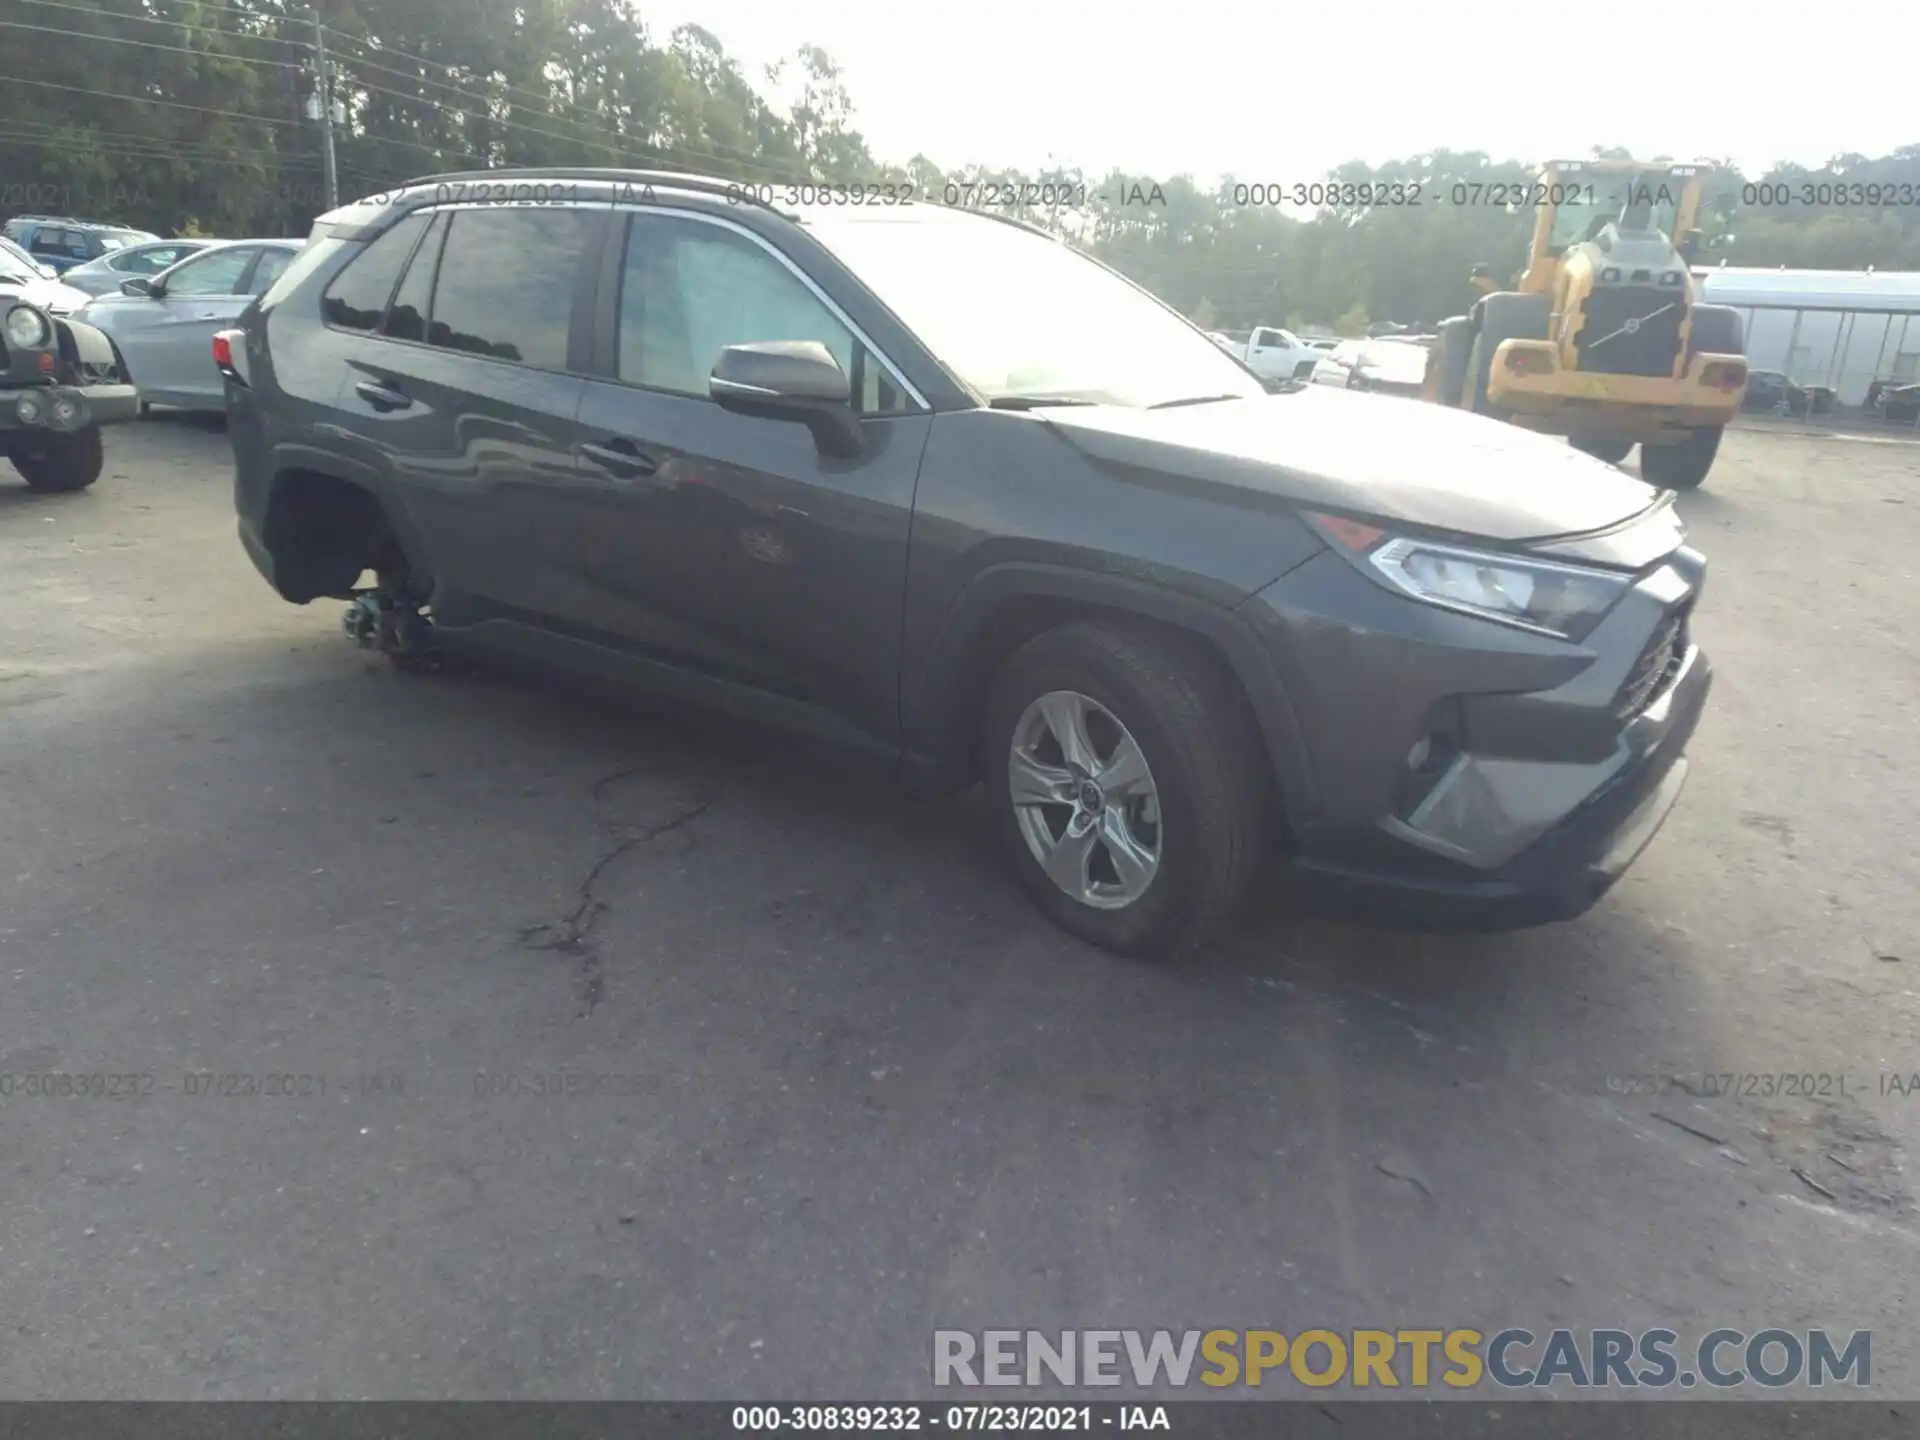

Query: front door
[568,209,931,749]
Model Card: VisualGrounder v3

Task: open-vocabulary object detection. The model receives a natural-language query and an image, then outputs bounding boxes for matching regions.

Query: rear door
[325,203,602,624]
[566,207,931,747]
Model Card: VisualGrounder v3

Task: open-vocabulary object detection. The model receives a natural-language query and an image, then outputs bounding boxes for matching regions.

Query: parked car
[1,291,141,491]
[1230,325,1322,384]
[0,242,93,316]
[1742,370,1835,417]
[59,238,219,298]
[1309,338,1430,398]
[0,217,159,274]
[0,234,59,280]
[1866,381,1920,424]
[77,239,302,412]
[223,170,1711,956]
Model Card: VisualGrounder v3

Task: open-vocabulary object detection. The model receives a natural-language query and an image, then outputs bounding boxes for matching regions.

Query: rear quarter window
[320,213,431,331]
[259,237,341,310]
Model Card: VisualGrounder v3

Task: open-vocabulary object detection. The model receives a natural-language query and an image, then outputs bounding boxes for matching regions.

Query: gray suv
[221,169,1711,956]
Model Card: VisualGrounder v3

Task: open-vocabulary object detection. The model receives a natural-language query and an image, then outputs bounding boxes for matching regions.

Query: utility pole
[310,9,338,211]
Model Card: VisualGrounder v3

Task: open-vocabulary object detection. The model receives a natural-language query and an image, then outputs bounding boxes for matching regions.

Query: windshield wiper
[1147,393,1247,409]
[986,395,1099,410]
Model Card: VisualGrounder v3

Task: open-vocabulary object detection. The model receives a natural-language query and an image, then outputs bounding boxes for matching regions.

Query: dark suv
[222,169,1712,955]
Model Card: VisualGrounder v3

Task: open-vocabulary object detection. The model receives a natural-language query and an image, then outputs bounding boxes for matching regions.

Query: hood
[0,275,93,316]
[1041,386,1664,544]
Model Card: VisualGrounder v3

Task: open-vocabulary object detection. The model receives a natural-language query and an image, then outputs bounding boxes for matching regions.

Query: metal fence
[1719,301,1920,435]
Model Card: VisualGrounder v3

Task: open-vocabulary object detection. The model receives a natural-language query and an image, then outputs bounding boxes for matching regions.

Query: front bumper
[0,381,140,432]
[1291,643,1709,930]
[1241,536,1711,931]
[1488,344,1746,436]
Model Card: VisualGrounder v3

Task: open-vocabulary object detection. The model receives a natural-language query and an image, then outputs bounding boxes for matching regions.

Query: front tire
[1640,425,1722,490]
[981,621,1274,957]
[10,427,104,492]
[1570,436,1635,464]
[1466,292,1551,416]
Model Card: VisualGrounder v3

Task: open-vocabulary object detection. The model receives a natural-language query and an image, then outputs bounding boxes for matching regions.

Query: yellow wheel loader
[1423,159,1749,489]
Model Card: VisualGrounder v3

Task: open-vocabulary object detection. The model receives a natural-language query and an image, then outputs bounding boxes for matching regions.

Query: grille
[1575,286,1686,378]
[1616,610,1687,722]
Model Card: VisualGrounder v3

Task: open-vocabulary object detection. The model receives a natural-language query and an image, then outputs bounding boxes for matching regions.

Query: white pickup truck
[1231,326,1322,383]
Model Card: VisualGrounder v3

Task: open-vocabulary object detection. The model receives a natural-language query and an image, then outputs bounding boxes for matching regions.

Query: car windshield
[803,212,1267,408]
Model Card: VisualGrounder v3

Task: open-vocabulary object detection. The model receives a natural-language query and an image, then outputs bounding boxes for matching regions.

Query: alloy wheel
[1007,690,1163,910]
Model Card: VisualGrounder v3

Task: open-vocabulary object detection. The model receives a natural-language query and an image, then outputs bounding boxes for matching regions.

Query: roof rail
[963,207,1061,241]
[385,166,782,213]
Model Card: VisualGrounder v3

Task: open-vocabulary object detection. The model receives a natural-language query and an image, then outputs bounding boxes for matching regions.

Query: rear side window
[168,246,255,296]
[321,212,430,332]
[384,213,447,343]
[248,248,294,296]
[425,208,593,369]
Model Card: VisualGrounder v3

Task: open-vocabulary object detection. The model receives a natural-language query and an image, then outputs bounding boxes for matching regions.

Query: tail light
[212,329,249,386]
[1700,360,1747,391]
[1504,346,1555,377]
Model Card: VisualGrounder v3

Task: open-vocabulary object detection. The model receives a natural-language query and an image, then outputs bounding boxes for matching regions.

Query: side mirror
[710,340,863,457]
[1678,228,1703,263]
[120,276,158,298]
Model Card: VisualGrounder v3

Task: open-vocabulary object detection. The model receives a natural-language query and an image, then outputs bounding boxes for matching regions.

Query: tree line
[3,0,1917,331]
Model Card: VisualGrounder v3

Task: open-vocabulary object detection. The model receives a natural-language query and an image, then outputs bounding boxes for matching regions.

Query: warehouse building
[1693,266,1920,408]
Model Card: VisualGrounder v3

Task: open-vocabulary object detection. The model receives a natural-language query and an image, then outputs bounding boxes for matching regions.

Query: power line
[0,73,305,125]
[0,130,327,174]
[321,24,814,179]
[18,0,308,47]
[0,19,307,70]
[327,41,801,181]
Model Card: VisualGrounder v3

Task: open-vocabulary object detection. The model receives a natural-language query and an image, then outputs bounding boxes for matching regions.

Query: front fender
[53,315,125,383]
[908,561,1320,826]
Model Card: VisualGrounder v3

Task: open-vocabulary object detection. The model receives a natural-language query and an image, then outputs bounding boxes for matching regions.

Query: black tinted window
[426,208,592,368]
[321,212,429,332]
[384,213,446,343]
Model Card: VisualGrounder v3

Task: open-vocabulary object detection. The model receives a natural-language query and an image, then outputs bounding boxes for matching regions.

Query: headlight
[1308,513,1633,641]
[5,303,53,349]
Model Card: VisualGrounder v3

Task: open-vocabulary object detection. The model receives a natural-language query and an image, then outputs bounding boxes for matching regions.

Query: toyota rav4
[221,169,1712,956]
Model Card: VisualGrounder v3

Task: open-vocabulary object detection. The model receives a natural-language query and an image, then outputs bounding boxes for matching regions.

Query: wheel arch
[259,454,431,604]
[908,563,1317,833]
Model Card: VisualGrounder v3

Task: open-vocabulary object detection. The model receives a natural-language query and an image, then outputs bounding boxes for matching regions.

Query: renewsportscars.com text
[932,1328,1870,1391]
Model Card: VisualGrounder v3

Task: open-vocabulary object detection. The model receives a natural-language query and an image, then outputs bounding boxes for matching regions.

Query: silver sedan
[59,238,220,299]
[75,239,302,412]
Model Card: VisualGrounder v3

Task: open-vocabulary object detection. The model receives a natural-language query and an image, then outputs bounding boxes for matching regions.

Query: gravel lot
[1,417,1915,1401]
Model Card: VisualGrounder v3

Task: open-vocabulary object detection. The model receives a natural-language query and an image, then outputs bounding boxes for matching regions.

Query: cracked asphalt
[1,416,1916,1400]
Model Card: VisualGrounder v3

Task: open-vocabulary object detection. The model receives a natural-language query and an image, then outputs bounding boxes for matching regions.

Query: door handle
[354,379,412,412]
[580,438,660,477]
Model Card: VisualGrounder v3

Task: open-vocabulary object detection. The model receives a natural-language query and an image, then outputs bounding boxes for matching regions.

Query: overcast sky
[637,0,1910,184]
